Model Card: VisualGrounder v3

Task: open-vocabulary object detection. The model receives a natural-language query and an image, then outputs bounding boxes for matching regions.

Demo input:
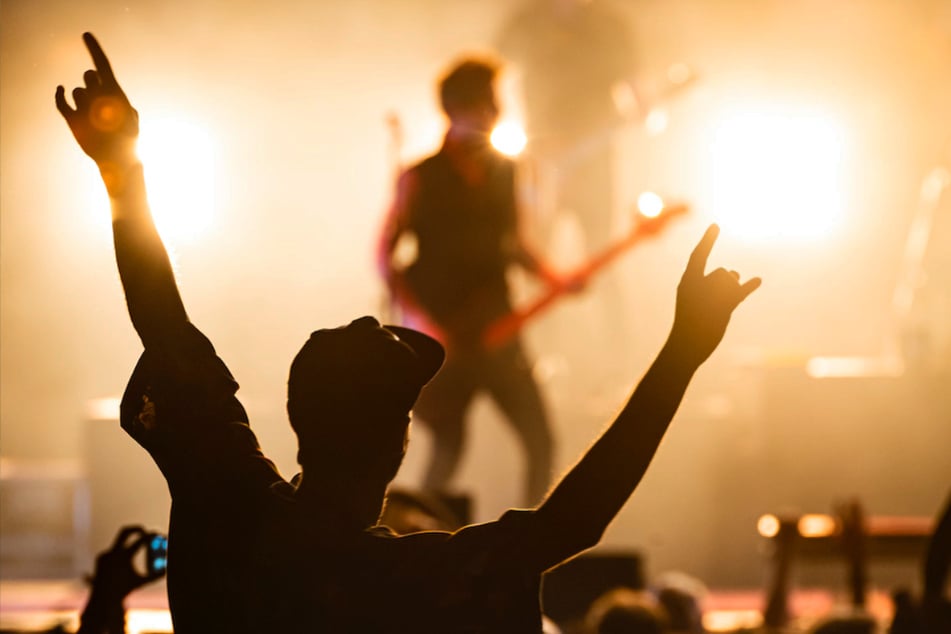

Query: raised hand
[89,525,166,601]
[670,224,760,365]
[55,33,138,169]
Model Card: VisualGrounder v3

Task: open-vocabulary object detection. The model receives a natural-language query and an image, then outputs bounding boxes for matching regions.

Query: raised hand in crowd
[78,525,166,634]
[55,32,139,194]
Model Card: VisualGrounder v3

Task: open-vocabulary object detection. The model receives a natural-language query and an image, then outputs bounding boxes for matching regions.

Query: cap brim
[384,325,445,385]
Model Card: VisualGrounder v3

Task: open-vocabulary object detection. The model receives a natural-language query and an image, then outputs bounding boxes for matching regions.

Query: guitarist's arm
[377,169,445,340]
[509,164,581,291]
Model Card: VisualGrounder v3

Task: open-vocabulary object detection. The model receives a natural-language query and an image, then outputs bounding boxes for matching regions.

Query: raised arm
[531,224,760,564]
[56,33,187,347]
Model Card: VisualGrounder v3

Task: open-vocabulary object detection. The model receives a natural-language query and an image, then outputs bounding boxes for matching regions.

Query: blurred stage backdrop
[2,0,950,590]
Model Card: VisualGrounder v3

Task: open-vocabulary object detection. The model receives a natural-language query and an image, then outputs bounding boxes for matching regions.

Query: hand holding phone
[89,525,167,602]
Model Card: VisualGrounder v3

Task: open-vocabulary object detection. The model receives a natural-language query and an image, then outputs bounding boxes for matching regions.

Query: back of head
[809,615,876,634]
[654,571,706,634]
[287,316,444,470]
[585,588,669,634]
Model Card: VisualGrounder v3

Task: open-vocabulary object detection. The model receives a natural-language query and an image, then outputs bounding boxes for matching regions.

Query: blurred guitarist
[377,57,576,506]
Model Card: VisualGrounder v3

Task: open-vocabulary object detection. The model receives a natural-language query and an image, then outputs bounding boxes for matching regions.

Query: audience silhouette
[56,31,764,634]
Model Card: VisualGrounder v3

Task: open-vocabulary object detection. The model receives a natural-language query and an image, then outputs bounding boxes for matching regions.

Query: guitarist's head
[286,316,444,526]
[439,57,501,145]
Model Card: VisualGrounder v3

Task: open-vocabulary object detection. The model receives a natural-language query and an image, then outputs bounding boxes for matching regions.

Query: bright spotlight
[707,107,847,242]
[637,191,665,218]
[491,121,527,157]
[137,116,216,244]
[757,514,781,538]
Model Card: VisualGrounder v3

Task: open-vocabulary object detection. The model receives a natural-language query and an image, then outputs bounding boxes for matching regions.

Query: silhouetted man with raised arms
[58,33,759,634]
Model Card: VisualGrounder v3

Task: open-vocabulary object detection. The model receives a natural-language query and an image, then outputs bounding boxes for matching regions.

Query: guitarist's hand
[535,261,586,295]
[549,271,586,295]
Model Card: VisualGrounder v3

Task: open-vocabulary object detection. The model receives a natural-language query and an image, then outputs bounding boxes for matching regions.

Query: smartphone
[146,532,168,575]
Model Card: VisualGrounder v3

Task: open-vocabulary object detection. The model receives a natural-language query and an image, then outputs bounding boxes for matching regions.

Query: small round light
[757,514,781,538]
[490,121,527,157]
[637,191,665,218]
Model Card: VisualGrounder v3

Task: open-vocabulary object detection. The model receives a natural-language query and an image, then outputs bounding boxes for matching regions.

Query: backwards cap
[287,317,444,433]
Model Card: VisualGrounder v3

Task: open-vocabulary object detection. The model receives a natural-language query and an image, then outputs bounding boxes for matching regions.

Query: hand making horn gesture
[55,32,139,190]
[670,224,761,366]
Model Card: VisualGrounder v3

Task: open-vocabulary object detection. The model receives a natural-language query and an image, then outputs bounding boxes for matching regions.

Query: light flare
[707,106,847,242]
[637,191,665,218]
[490,120,527,157]
[137,115,216,244]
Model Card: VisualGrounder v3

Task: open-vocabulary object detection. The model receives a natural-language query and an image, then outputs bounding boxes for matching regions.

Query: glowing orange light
[757,514,781,538]
[490,121,527,156]
[637,191,665,218]
[91,96,126,132]
[798,513,837,538]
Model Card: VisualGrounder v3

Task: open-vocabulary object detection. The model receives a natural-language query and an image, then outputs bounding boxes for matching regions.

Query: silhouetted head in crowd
[439,57,500,143]
[584,588,670,634]
[654,571,706,634]
[808,614,875,634]
[286,316,444,526]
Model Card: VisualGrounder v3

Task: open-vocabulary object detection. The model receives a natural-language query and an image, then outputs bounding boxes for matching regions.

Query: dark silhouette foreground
[58,33,759,634]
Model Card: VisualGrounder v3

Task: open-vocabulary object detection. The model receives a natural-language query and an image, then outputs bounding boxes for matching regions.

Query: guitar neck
[481,204,688,349]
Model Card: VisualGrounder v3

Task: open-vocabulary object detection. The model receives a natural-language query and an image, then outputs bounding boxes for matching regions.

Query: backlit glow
[708,107,847,242]
[491,121,527,157]
[86,397,121,421]
[137,116,216,244]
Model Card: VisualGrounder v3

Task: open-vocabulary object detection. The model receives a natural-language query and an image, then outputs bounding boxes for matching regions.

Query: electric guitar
[481,202,689,349]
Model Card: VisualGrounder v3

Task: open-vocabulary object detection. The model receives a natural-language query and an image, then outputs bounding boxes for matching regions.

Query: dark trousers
[413,340,554,506]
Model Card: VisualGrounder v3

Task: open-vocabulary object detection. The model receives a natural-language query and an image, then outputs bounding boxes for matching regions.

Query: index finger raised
[686,223,719,278]
[82,32,117,85]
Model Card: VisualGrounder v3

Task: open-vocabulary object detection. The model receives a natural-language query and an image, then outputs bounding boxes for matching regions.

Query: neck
[444,130,493,185]
[294,472,385,530]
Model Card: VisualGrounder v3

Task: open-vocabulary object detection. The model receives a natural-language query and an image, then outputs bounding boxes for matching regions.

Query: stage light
[757,514,781,538]
[704,610,762,633]
[707,107,847,242]
[798,513,837,538]
[491,120,527,156]
[127,609,173,634]
[637,191,665,218]
[137,115,216,244]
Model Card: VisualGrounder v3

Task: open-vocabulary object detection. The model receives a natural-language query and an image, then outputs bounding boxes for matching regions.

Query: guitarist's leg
[413,354,478,495]
[484,342,554,507]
